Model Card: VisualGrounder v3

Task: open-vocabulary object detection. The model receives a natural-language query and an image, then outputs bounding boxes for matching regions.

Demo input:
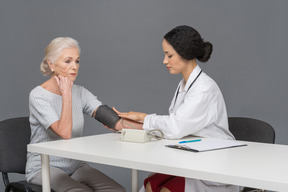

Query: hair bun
[197,42,213,62]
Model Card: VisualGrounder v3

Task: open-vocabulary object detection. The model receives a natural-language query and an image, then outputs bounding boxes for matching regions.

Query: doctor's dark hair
[164,25,213,62]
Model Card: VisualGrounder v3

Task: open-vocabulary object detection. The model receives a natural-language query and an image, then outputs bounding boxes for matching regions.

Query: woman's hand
[53,75,73,95]
[48,75,73,139]
[113,107,147,123]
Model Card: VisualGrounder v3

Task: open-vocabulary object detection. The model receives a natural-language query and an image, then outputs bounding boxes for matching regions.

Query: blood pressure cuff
[95,105,120,130]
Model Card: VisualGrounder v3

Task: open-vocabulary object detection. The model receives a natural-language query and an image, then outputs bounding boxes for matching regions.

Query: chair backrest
[0,117,30,174]
[228,117,275,143]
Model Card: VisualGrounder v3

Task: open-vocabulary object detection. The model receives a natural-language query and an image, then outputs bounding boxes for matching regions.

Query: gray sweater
[26,85,102,181]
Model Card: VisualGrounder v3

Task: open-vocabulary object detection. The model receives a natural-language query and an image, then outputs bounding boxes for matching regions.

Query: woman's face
[49,47,80,81]
[162,39,187,75]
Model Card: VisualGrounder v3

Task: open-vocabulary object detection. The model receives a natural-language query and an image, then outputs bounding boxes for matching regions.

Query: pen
[179,139,202,144]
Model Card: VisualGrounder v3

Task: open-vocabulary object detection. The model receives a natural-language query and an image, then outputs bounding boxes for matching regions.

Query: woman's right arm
[49,75,73,139]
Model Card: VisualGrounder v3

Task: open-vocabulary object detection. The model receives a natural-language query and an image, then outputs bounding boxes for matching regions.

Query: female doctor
[114,25,239,192]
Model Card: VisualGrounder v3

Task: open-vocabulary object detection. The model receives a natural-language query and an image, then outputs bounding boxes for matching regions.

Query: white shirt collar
[179,65,202,92]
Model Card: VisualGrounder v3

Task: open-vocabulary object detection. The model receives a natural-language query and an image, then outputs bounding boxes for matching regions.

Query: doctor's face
[162,39,187,75]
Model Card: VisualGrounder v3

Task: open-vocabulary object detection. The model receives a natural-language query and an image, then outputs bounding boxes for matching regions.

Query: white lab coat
[142,65,239,192]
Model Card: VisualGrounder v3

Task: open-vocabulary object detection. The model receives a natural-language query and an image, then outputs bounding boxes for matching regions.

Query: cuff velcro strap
[95,105,120,130]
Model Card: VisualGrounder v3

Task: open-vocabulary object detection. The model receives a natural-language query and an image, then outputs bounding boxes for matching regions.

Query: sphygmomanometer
[95,104,164,142]
[94,105,120,130]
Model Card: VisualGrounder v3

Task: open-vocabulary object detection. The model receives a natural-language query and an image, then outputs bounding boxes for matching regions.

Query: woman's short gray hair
[40,37,81,76]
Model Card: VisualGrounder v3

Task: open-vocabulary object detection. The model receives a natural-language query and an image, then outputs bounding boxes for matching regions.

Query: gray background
[0,0,287,191]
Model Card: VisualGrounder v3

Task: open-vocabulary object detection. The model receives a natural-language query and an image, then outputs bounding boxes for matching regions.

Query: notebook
[166,138,247,152]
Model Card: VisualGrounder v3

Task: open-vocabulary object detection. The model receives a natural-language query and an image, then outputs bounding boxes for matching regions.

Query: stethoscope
[172,70,203,108]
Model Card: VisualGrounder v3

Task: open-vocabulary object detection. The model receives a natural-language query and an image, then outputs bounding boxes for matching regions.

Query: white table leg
[41,154,51,192]
[131,169,138,192]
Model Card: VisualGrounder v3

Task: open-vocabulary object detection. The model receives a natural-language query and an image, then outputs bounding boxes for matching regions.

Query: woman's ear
[47,59,54,72]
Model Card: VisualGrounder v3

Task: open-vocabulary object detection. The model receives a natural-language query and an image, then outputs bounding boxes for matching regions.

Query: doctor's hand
[113,107,147,123]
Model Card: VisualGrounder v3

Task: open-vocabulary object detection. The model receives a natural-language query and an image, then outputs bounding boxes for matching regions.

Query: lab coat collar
[180,65,202,93]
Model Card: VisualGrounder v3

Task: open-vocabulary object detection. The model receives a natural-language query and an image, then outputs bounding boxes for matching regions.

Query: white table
[27,133,288,192]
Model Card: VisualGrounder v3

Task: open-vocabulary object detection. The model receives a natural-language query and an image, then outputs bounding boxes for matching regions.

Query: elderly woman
[114,25,239,192]
[26,37,125,192]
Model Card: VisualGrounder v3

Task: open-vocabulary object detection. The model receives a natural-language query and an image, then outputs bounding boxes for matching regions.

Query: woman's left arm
[92,107,144,131]
[113,108,147,123]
